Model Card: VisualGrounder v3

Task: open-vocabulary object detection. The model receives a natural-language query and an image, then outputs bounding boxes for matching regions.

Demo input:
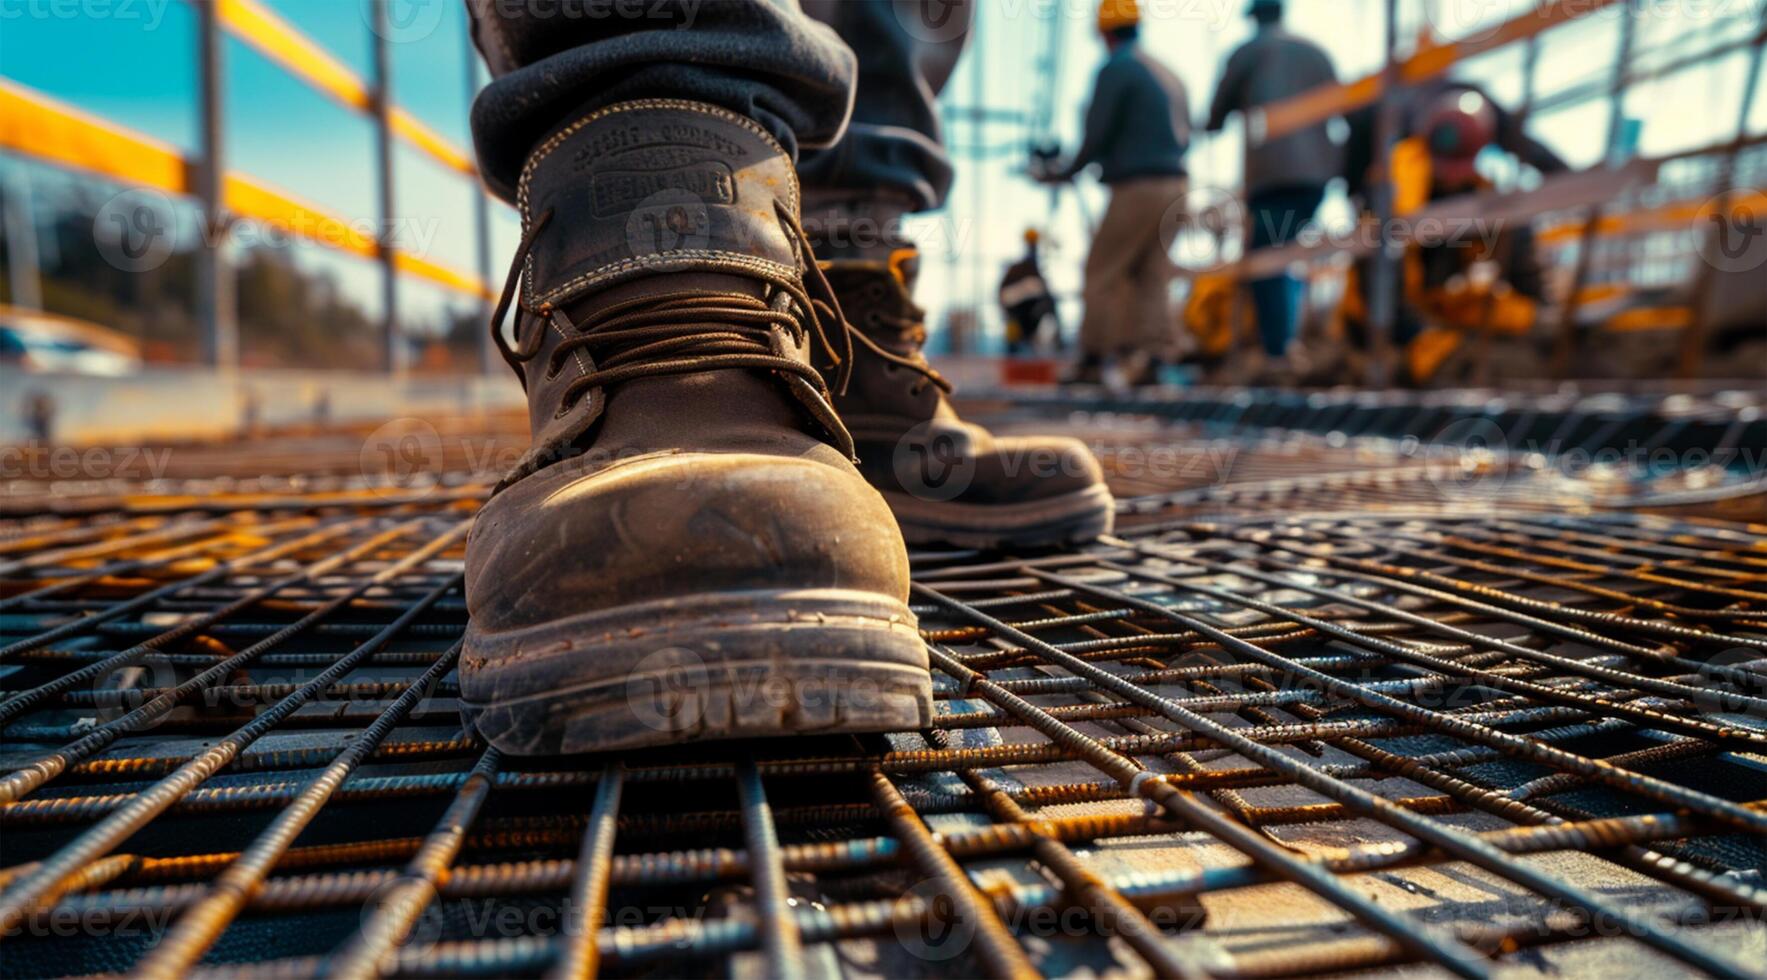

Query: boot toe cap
[979,435,1107,504]
[465,451,910,634]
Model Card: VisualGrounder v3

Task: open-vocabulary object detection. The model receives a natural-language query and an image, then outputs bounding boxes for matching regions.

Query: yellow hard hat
[1023,227,1041,245]
[1096,0,1140,33]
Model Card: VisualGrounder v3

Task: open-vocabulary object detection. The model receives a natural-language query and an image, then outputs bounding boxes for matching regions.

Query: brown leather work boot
[819,249,1115,548]
[462,101,931,755]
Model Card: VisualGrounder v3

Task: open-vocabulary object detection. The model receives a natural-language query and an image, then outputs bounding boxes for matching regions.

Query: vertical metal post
[969,0,984,355]
[371,0,401,375]
[1466,35,1542,388]
[196,0,237,369]
[1363,0,1402,387]
[1679,13,1766,379]
[465,23,495,377]
[2,165,43,311]
[1550,0,1637,379]
[1518,34,1541,124]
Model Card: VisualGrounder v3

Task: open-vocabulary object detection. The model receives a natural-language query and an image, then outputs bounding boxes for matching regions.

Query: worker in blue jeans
[458,0,1113,755]
[1206,0,1339,363]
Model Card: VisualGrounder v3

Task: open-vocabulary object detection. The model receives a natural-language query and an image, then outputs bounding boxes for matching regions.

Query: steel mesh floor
[2,391,1764,979]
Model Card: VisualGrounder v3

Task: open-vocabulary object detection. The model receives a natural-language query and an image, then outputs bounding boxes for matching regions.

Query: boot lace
[489,203,946,414]
[861,288,953,397]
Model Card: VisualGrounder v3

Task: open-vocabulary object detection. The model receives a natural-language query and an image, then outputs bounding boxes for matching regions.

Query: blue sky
[2,0,1762,352]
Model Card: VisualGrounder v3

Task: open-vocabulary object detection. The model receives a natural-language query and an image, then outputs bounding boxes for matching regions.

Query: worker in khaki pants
[1040,0,1190,385]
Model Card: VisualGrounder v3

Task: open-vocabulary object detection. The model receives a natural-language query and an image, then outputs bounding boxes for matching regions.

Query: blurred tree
[4,174,476,372]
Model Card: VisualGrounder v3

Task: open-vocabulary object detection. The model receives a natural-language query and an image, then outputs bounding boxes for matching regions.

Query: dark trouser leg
[798,0,974,258]
[467,0,857,202]
[1246,186,1325,358]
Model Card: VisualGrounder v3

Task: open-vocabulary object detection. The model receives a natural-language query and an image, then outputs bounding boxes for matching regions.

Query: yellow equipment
[1182,134,1549,385]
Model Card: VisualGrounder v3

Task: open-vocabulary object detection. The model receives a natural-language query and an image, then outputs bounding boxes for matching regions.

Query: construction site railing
[0,0,497,375]
[1192,0,1764,381]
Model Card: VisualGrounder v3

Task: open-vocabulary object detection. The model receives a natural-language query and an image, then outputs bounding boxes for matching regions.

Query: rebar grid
[2,404,1765,979]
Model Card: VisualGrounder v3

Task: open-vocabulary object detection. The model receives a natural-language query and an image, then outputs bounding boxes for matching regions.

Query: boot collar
[485,100,861,489]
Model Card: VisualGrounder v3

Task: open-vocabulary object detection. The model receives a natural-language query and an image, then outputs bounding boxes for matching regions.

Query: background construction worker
[999,228,1064,354]
[1205,0,1340,368]
[1038,0,1191,386]
[1339,80,1568,380]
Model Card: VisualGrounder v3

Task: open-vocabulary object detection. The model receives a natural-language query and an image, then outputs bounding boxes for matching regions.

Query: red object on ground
[1002,358,1061,385]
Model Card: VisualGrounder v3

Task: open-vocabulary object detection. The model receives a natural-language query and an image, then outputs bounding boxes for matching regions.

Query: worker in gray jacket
[1206,0,1339,364]
[1039,0,1190,386]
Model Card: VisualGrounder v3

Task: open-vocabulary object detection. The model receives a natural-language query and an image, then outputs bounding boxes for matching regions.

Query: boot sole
[459,589,930,756]
[882,484,1116,549]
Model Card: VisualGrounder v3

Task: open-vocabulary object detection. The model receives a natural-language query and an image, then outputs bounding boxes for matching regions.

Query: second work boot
[819,249,1115,549]
[461,101,931,755]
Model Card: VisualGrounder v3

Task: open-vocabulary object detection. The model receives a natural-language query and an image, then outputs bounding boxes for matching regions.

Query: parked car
[0,305,142,376]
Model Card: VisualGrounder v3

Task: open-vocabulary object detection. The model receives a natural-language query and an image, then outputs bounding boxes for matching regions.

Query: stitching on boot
[516,99,801,311]
[534,254,800,310]
[551,314,591,386]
